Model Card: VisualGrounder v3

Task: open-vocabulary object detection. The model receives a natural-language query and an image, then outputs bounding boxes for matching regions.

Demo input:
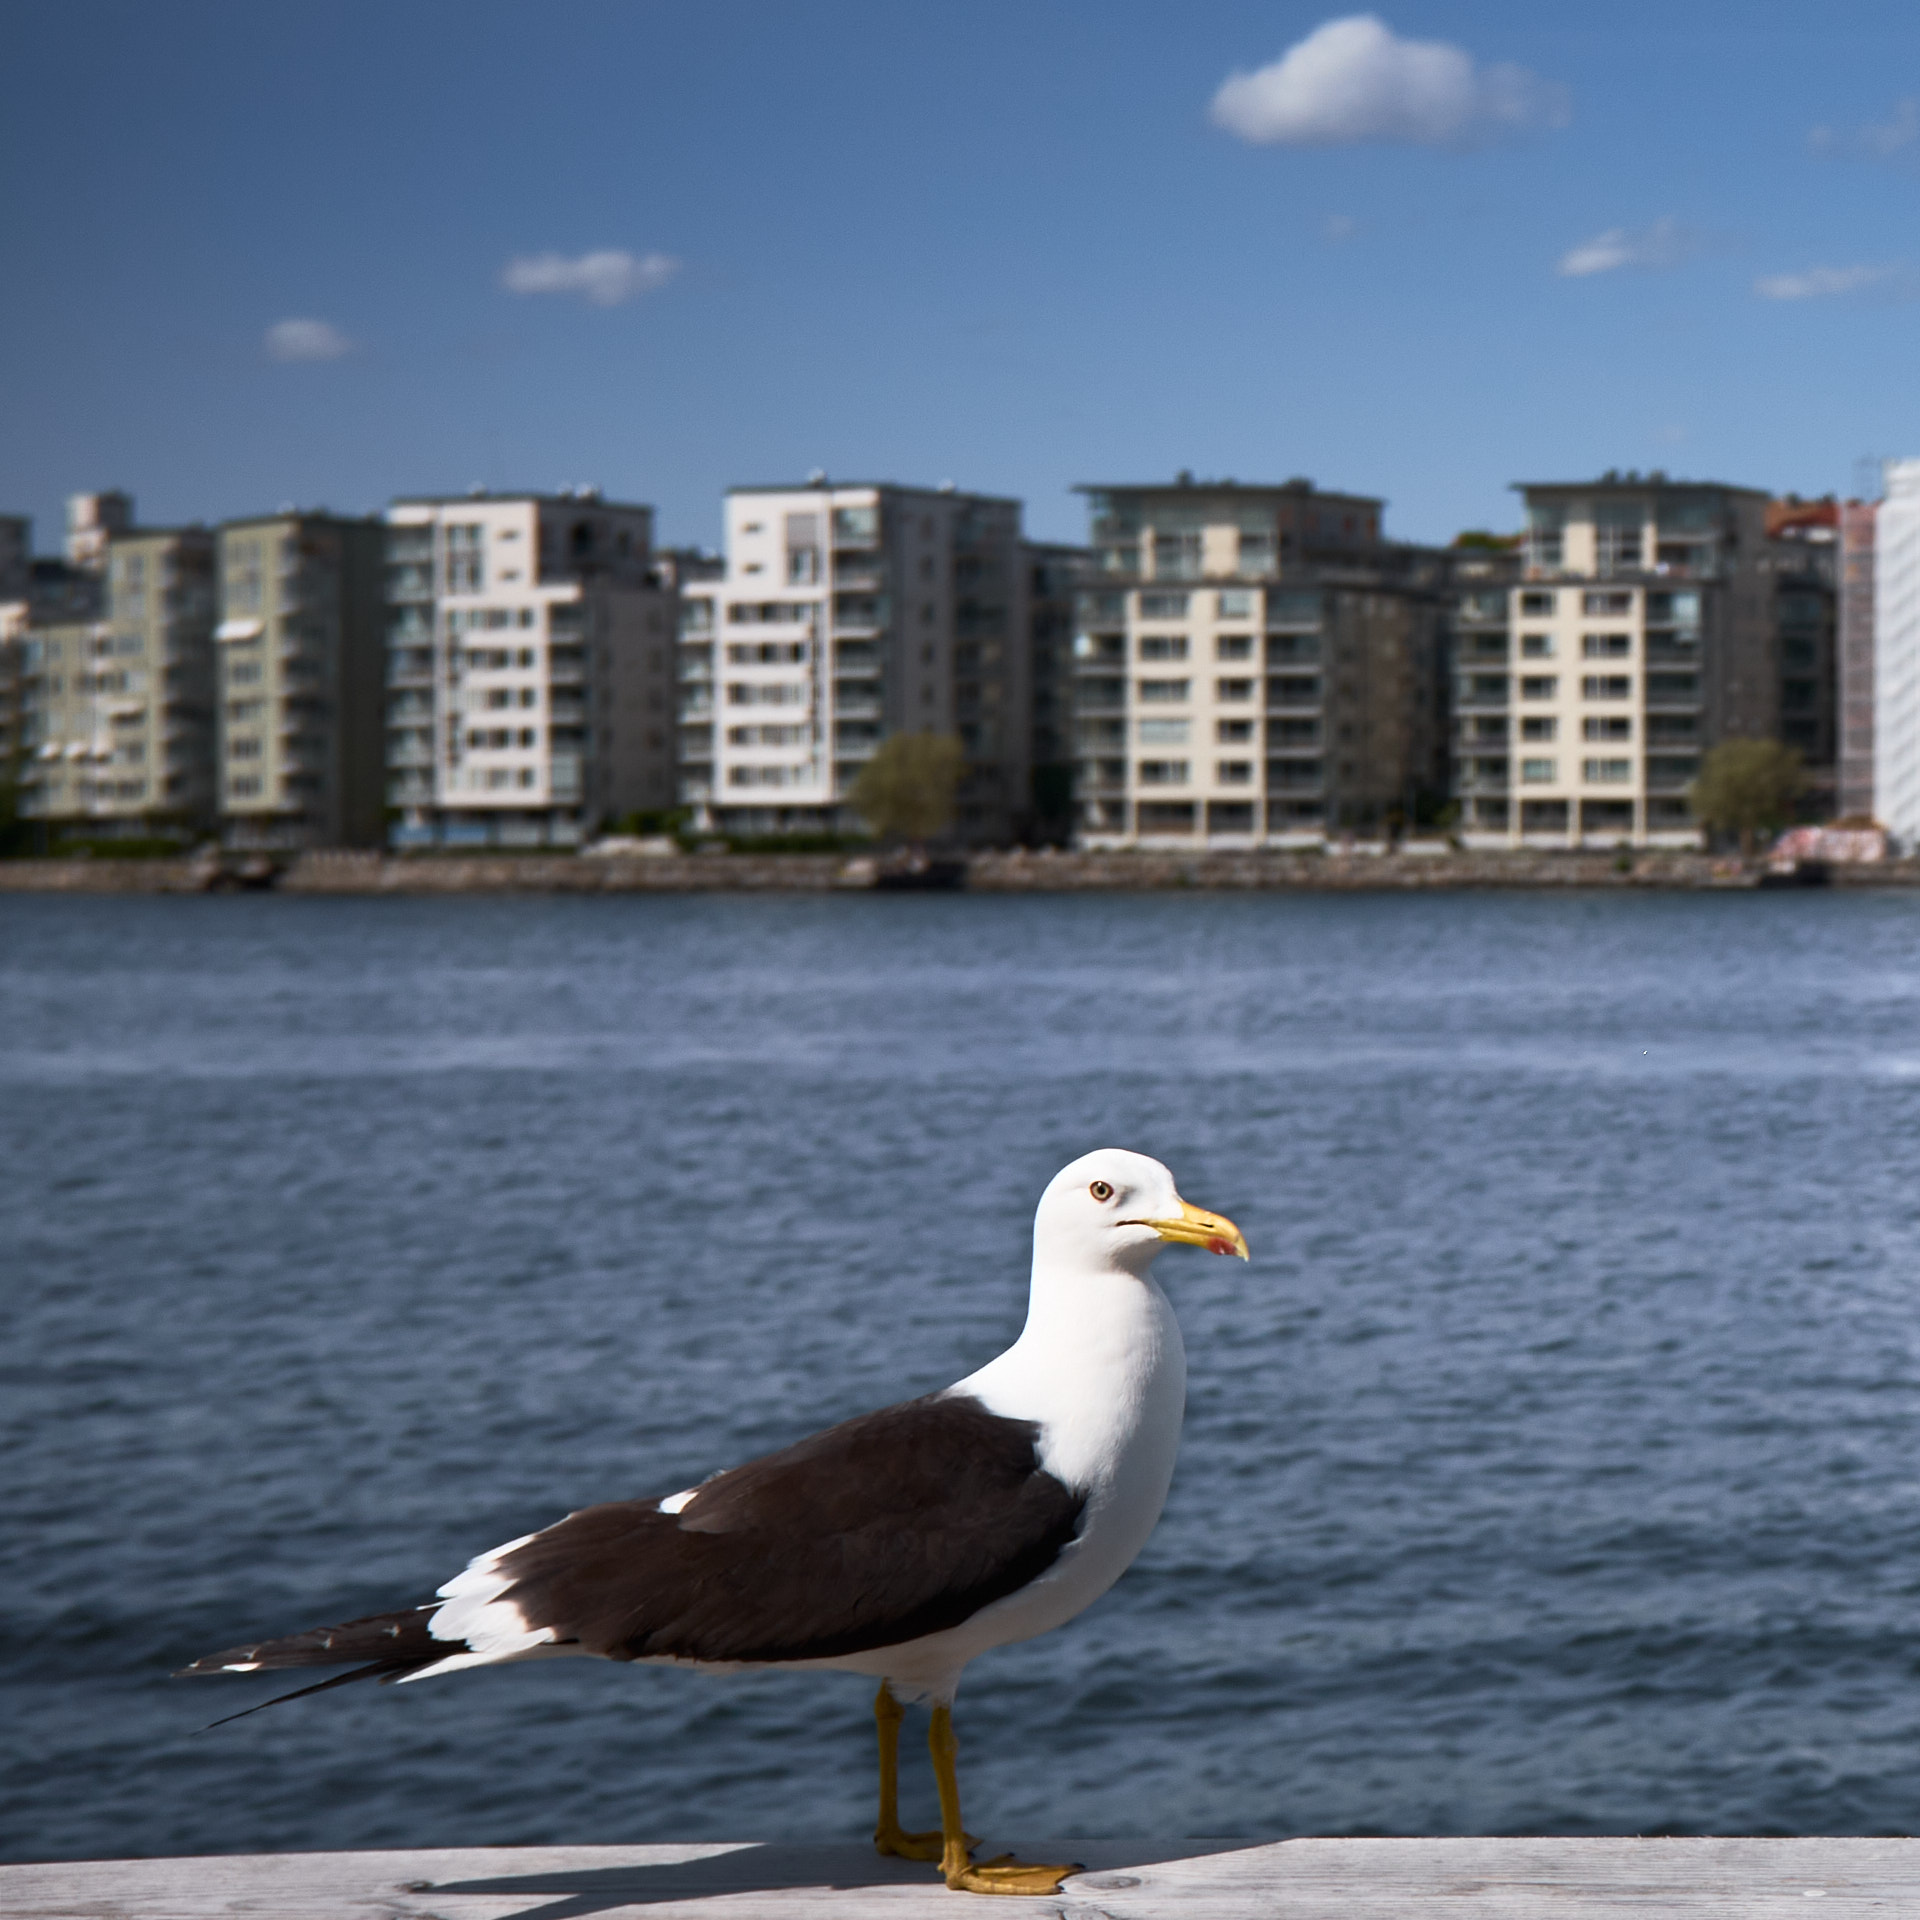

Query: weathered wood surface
[4,1838,1918,1918]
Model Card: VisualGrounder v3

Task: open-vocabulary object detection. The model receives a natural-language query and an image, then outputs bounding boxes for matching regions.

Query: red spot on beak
[1206,1236,1232,1256]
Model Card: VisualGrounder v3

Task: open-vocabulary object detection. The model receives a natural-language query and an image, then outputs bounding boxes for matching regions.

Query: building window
[1217,590,1254,618]
[1583,759,1633,783]
[1521,717,1557,741]
[1139,635,1189,661]
[1519,590,1555,615]
[1582,589,1635,616]
[1138,759,1190,785]
[1216,634,1254,660]
[1521,634,1554,658]
[1137,719,1190,744]
[445,523,485,593]
[1520,676,1558,699]
[1153,533,1201,580]
[1582,634,1631,658]
[1521,758,1557,782]
[1583,717,1631,741]
[1138,679,1191,703]
[1582,676,1632,700]
[1217,719,1255,743]
[1138,591,1189,619]
[1216,760,1254,784]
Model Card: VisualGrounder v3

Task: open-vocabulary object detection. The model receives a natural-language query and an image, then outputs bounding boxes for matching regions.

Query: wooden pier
[3,1837,1916,1917]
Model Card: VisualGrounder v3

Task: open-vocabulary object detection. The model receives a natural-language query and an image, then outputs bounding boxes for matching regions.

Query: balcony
[1076,677,1127,713]
[1266,677,1322,710]
[549,698,585,726]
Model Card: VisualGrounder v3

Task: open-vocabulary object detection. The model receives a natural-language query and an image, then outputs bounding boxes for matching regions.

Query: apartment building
[688,482,1031,843]
[1072,477,1448,846]
[1025,541,1084,842]
[1766,498,1839,816]
[1875,460,1920,847]
[385,491,676,849]
[66,491,132,572]
[21,518,217,838]
[215,513,387,848]
[1839,498,1878,819]
[1458,476,1776,848]
[2,554,106,793]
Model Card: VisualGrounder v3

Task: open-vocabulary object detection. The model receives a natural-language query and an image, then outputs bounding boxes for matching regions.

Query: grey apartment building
[679,481,1034,844]
[215,512,387,848]
[1455,477,1785,847]
[1072,477,1448,845]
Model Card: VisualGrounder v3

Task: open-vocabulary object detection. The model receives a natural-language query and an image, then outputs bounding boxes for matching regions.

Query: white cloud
[1557,217,1699,278]
[1810,98,1919,162]
[263,318,352,363]
[501,249,681,307]
[1753,263,1906,301]
[1209,14,1568,149]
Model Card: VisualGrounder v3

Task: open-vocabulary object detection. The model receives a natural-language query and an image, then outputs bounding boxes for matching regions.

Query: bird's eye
[1089,1180,1114,1201]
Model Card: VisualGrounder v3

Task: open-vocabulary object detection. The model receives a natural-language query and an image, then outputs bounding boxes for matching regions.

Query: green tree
[853,731,965,844]
[1689,738,1804,856]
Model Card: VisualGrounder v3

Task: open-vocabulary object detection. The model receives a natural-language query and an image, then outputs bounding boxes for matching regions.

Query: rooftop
[726,480,1019,505]
[1512,473,1770,500]
[1076,474,1384,508]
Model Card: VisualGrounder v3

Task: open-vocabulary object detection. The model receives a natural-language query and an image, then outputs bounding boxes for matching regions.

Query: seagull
[178,1148,1248,1897]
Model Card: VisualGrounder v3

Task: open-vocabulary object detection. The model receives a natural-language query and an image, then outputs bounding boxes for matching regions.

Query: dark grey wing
[486,1392,1085,1664]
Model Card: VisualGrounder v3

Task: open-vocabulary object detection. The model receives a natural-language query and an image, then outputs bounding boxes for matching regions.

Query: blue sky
[4,2,1919,551]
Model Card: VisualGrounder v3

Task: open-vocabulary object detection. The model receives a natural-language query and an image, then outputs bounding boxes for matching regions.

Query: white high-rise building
[1873,460,1920,847]
[679,482,1031,842]
[384,491,677,849]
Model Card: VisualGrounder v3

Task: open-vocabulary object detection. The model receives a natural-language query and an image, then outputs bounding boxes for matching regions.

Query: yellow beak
[1127,1196,1250,1260]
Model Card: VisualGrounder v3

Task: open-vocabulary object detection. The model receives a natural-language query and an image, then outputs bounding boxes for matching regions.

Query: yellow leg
[928,1701,1082,1896]
[872,1682,945,1862]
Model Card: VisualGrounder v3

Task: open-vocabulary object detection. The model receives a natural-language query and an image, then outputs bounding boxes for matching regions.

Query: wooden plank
[4,1838,1918,1919]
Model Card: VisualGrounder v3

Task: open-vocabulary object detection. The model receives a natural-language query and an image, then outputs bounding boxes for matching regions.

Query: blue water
[7,888,1920,1863]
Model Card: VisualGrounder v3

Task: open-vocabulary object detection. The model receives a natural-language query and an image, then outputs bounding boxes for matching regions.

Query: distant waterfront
[8,890,1920,1860]
[2,845,1916,895]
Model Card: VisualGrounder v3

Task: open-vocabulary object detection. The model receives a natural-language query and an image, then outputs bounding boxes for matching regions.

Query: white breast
[846,1266,1187,1698]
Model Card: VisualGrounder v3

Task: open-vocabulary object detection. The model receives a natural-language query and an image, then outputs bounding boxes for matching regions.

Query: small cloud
[263,318,352,363]
[1323,213,1358,242]
[1209,13,1569,150]
[1810,98,1919,163]
[501,249,681,307]
[1753,263,1909,301]
[1557,216,1700,278]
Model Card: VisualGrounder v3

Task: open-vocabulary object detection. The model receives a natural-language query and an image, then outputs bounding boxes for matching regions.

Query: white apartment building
[1073,478,1449,847]
[678,482,1030,842]
[385,491,676,849]
[1874,460,1920,847]
[1458,477,1775,849]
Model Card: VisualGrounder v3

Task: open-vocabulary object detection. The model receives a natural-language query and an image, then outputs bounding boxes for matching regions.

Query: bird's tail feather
[175,1604,446,1682]
[199,1658,423,1728]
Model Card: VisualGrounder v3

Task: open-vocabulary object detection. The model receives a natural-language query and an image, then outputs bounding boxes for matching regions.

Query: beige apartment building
[20,521,218,838]
[386,491,676,849]
[1456,477,1776,848]
[1073,477,1448,846]
[216,513,387,848]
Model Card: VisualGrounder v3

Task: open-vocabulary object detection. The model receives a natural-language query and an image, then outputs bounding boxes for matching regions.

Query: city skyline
[6,3,1920,555]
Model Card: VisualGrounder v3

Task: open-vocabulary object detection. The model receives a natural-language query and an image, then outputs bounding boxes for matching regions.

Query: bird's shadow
[431,1839,1252,1915]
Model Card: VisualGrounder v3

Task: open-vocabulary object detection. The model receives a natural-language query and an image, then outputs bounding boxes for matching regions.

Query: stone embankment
[5,847,1920,894]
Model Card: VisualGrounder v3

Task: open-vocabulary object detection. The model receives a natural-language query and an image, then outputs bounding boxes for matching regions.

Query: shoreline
[1,847,1915,895]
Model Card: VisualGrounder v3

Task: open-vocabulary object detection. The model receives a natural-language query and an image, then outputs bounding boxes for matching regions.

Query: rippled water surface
[8,888,1920,1861]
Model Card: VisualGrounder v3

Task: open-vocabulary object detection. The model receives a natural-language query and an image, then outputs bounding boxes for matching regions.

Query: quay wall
[5,849,1920,894]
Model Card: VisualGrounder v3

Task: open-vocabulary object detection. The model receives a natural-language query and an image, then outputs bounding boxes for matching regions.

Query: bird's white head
[1033,1148,1249,1278]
